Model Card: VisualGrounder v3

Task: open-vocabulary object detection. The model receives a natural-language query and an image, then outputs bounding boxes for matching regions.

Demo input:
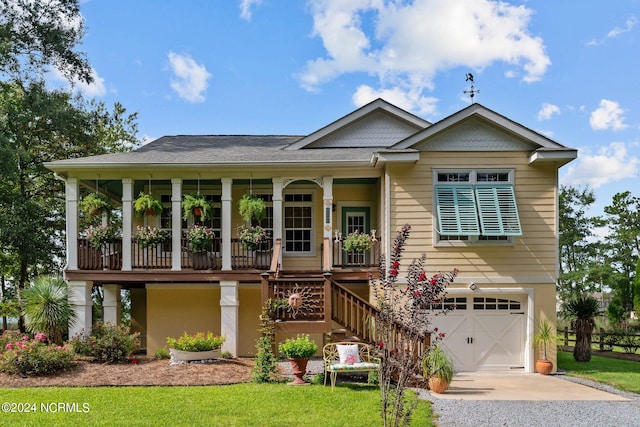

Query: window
[434,169,521,243]
[284,193,313,254]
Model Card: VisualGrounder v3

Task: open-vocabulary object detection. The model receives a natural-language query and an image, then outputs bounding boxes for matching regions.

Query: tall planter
[288,357,310,386]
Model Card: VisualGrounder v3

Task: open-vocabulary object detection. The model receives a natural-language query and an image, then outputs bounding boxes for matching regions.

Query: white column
[272,178,283,266]
[171,178,183,271]
[322,176,334,269]
[221,178,233,271]
[103,284,122,325]
[220,280,239,356]
[65,178,79,270]
[122,178,133,271]
[68,280,92,338]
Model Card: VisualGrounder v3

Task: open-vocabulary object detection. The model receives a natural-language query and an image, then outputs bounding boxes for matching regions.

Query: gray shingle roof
[47,135,383,167]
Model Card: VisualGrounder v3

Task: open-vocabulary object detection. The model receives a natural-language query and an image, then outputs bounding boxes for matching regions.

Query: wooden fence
[561,327,640,354]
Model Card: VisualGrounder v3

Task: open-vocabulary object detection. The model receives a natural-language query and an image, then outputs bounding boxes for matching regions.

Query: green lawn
[0,383,432,426]
[558,350,640,394]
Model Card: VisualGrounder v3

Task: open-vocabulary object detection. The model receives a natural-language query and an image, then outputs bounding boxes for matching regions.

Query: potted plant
[343,230,373,252]
[166,331,225,364]
[278,334,318,385]
[85,225,120,249]
[133,225,170,248]
[186,225,215,253]
[134,192,163,217]
[238,193,266,223]
[533,319,556,375]
[238,224,268,251]
[422,344,454,394]
[182,193,213,220]
[80,193,111,217]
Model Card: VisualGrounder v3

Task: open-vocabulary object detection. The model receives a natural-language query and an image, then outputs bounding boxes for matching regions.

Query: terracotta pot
[535,359,553,375]
[288,357,310,386]
[193,207,203,217]
[428,376,449,394]
[92,209,101,216]
[146,209,155,216]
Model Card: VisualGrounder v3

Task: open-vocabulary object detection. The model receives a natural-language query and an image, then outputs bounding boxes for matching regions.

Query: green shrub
[0,330,25,349]
[0,337,75,376]
[154,347,170,360]
[252,336,279,383]
[220,351,233,359]
[70,323,140,363]
[278,334,318,359]
[166,331,225,352]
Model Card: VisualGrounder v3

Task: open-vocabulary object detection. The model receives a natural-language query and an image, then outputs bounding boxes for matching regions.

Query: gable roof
[284,98,431,150]
[389,103,576,165]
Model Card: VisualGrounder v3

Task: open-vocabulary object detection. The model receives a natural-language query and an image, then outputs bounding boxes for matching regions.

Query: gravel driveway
[423,375,640,427]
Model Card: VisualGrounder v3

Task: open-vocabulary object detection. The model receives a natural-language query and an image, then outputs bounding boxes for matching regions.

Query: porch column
[221,178,232,271]
[68,280,92,338]
[220,280,239,356]
[122,178,133,271]
[322,177,333,270]
[171,178,183,271]
[65,178,79,270]
[103,284,122,325]
[272,178,283,266]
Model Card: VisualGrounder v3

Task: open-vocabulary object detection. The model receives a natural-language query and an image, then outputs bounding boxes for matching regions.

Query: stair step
[328,329,361,343]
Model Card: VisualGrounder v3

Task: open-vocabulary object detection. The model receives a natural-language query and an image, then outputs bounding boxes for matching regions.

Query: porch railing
[331,238,381,268]
[77,236,272,271]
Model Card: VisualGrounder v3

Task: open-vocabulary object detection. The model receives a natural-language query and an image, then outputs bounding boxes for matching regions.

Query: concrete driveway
[426,371,629,401]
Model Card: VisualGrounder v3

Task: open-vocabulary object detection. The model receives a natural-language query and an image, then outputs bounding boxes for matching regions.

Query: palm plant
[561,294,601,362]
[22,276,77,345]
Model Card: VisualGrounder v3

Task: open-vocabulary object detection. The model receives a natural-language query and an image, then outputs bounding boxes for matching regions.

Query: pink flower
[5,343,13,350]
[35,333,47,343]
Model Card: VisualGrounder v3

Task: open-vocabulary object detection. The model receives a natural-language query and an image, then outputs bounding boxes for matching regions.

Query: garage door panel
[431,314,470,370]
[430,294,526,372]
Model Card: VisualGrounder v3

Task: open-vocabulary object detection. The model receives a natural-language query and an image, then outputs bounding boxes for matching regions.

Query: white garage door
[431,295,526,371]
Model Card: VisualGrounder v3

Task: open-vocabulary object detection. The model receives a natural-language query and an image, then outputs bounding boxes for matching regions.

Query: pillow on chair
[336,344,360,365]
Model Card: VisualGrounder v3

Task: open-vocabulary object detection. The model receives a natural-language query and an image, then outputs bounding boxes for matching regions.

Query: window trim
[283,190,316,256]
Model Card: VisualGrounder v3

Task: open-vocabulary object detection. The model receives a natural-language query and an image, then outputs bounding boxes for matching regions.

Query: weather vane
[464,73,479,103]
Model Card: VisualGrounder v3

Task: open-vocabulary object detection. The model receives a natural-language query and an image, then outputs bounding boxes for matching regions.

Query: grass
[0,383,432,426]
[558,350,640,394]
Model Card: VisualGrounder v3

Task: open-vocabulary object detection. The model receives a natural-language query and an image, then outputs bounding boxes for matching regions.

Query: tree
[0,0,92,83]
[557,186,601,299]
[22,275,76,345]
[0,80,138,330]
[633,259,640,318]
[603,191,640,316]
[561,294,601,362]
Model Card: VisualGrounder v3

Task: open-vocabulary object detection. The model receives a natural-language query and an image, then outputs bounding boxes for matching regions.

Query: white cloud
[561,142,639,188]
[353,85,438,116]
[587,16,637,46]
[589,99,627,131]
[239,0,262,21]
[49,67,107,97]
[298,0,550,109]
[167,52,212,103]
[537,103,560,121]
[607,16,637,39]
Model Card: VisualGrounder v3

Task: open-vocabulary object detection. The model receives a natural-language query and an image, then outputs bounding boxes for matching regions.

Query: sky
[53,0,639,224]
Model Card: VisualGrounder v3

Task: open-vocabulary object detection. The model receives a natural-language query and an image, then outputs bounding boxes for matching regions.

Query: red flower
[392,261,400,268]
[389,269,398,277]
[439,332,446,338]
[378,342,384,349]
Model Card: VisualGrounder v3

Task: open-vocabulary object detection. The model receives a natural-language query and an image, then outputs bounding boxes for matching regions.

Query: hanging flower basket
[182,194,213,220]
[133,226,170,248]
[187,225,215,252]
[80,193,111,217]
[238,225,268,251]
[85,225,120,248]
[134,192,163,217]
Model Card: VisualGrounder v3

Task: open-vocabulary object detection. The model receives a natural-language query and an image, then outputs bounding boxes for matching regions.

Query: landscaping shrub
[0,330,25,349]
[154,347,170,360]
[70,323,140,363]
[0,334,75,376]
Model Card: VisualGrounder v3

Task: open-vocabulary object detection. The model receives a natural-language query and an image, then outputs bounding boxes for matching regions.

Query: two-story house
[45,99,576,372]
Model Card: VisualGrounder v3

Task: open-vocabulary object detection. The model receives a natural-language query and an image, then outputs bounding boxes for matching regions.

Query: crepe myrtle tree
[370,224,457,427]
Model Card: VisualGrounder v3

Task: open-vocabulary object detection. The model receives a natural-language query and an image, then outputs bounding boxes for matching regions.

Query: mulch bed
[0,357,255,388]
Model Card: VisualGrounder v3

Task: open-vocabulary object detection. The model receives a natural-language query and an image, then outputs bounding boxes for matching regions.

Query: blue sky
[55,1,639,223]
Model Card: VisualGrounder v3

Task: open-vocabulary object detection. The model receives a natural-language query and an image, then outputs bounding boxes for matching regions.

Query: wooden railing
[330,279,430,354]
[78,238,123,270]
[332,238,381,268]
[78,236,272,271]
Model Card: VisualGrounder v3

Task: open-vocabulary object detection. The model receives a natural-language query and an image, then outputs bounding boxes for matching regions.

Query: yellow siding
[146,286,221,356]
[388,152,558,281]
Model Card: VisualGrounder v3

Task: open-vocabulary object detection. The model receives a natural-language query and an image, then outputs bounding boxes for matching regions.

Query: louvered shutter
[435,185,480,235]
[475,185,522,236]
